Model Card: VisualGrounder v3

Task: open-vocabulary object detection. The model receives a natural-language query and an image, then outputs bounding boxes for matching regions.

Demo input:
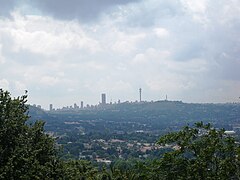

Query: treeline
[0,89,239,179]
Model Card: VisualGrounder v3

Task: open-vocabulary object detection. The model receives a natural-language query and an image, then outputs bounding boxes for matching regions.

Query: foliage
[0,89,62,179]
[62,160,99,179]
[157,122,240,179]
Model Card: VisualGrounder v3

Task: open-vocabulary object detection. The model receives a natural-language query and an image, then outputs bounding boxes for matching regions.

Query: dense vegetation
[29,100,240,162]
[0,89,239,179]
[0,90,61,179]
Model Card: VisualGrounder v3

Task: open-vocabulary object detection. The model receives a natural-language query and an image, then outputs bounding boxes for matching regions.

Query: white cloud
[85,61,106,70]
[132,53,146,64]
[40,76,60,86]
[1,13,101,56]
[180,0,209,24]
[180,0,208,14]
[15,81,27,91]
[0,79,9,90]
[132,48,171,65]
[0,44,5,64]
[153,28,170,38]
[167,58,209,74]
[111,31,146,54]
[67,88,75,92]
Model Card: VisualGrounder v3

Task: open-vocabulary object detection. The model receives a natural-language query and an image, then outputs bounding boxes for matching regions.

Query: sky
[0,0,240,109]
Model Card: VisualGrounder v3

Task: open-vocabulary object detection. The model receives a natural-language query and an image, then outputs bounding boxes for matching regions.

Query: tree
[0,89,63,179]
[157,122,240,179]
[62,160,98,179]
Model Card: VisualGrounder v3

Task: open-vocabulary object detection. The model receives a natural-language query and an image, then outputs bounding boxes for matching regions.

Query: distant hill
[28,105,49,122]
[28,101,240,132]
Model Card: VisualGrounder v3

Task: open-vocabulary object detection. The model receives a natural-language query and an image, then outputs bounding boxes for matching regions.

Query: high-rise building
[101,93,106,104]
[139,88,142,102]
[49,104,53,111]
[74,103,78,109]
[81,101,84,109]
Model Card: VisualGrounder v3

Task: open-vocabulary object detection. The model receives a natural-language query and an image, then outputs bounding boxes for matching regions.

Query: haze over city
[0,0,240,109]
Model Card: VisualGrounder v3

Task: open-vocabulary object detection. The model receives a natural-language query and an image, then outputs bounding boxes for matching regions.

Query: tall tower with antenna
[139,88,142,102]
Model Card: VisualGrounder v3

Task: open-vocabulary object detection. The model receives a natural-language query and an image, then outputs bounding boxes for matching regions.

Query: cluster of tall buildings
[49,93,107,111]
[48,89,145,111]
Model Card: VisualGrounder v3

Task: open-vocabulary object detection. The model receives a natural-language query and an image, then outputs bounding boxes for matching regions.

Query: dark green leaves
[0,89,60,179]
[157,122,240,179]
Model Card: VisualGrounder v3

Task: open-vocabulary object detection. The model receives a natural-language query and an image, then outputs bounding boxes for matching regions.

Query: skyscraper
[81,101,84,109]
[74,103,78,109]
[101,93,106,104]
[49,104,53,111]
[139,88,142,102]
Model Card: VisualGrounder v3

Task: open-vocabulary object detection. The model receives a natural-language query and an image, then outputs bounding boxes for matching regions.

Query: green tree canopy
[0,89,63,179]
[157,122,240,179]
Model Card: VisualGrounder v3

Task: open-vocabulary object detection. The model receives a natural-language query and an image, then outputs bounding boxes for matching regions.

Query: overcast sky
[0,0,240,109]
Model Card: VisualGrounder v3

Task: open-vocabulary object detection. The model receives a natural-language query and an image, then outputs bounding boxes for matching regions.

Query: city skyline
[47,91,143,110]
[0,0,240,109]
[37,89,239,111]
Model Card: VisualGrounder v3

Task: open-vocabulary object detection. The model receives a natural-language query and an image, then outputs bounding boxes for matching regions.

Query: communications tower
[139,88,142,102]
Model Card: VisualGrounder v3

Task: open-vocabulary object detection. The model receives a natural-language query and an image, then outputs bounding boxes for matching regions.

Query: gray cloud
[0,0,17,17]
[31,0,140,22]
[118,0,184,28]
